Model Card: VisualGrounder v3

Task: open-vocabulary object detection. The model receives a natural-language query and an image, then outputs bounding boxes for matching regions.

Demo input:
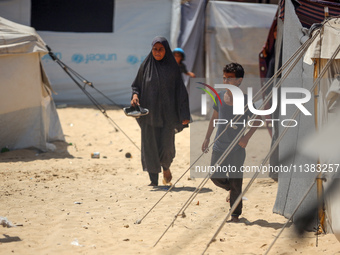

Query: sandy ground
[1,106,340,255]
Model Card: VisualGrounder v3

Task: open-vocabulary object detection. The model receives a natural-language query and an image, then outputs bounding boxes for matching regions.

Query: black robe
[131,36,190,173]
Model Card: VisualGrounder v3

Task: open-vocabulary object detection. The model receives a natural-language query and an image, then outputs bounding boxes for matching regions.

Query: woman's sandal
[162,169,172,185]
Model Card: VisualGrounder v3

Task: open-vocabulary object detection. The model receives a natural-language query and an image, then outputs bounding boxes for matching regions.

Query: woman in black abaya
[131,36,190,186]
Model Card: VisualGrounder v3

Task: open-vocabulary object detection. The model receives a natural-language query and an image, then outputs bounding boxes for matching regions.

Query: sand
[1,106,339,255]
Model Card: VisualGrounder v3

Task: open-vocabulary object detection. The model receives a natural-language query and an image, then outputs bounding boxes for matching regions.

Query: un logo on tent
[72,54,85,64]
[127,55,139,65]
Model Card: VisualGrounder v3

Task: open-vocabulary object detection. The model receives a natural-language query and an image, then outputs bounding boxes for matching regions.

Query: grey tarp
[176,0,206,113]
[273,0,318,227]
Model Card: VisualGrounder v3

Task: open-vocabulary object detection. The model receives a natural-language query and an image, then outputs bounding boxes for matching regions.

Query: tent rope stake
[46,45,141,152]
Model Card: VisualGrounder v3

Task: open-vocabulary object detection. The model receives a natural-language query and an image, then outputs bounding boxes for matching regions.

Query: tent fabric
[176,0,206,112]
[299,100,340,241]
[0,16,47,55]
[170,0,181,50]
[325,176,340,241]
[0,0,173,106]
[205,1,277,98]
[0,16,64,152]
[304,18,340,65]
[30,0,114,33]
[272,0,318,228]
[299,65,340,240]
[303,17,340,239]
[177,0,206,84]
[279,0,340,28]
[0,0,275,109]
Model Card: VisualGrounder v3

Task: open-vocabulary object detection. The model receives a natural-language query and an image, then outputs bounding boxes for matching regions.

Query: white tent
[303,17,340,240]
[205,1,277,95]
[270,0,340,236]
[0,0,277,110]
[173,0,277,113]
[0,0,173,106]
[0,17,64,152]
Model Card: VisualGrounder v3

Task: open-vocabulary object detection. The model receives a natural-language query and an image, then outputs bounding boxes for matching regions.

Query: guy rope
[46,45,141,151]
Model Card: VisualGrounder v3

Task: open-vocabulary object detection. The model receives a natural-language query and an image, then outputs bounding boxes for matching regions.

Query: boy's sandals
[148,182,158,187]
[226,190,231,203]
[230,215,240,222]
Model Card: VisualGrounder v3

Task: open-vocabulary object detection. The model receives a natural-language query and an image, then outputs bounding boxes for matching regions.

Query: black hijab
[131,36,190,128]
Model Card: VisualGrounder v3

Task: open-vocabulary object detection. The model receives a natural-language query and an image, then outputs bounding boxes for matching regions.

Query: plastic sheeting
[0,1,277,108]
[170,0,181,50]
[0,0,172,106]
[272,0,317,227]
[299,69,340,240]
[0,17,64,152]
[303,17,340,240]
[177,0,206,112]
[205,1,277,96]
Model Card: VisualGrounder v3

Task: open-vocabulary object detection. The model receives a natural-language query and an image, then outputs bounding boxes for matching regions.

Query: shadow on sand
[0,141,74,163]
[0,234,22,243]
[150,185,213,193]
[237,217,292,230]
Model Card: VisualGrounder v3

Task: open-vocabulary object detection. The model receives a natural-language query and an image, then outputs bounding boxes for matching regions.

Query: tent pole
[314,60,325,234]
[314,61,319,132]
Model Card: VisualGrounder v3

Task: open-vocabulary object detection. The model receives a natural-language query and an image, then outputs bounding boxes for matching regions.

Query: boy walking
[201,63,259,222]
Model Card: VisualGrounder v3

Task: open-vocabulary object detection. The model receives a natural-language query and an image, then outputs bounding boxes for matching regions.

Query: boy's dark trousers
[210,147,246,216]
